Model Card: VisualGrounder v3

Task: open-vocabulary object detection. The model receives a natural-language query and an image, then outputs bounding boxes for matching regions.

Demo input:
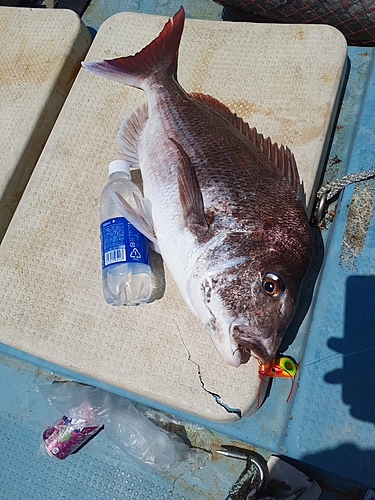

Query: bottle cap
[108,159,131,176]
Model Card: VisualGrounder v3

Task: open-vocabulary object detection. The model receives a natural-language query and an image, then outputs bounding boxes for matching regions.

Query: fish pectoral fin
[109,187,158,245]
[170,138,209,232]
[190,92,306,209]
[116,103,148,167]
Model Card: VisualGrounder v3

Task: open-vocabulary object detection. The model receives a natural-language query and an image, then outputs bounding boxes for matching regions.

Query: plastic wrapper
[38,381,208,471]
[42,415,103,459]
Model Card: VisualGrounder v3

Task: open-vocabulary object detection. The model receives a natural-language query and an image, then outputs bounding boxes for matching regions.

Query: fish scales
[82,7,312,367]
[142,80,302,241]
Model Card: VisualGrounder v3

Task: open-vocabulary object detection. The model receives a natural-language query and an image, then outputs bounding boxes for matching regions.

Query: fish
[82,6,312,366]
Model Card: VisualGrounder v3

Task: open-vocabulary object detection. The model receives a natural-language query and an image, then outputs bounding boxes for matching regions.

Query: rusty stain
[328,155,342,167]
[211,440,258,461]
[222,98,330,145]
[187,49,212,93]
[223,98,266,119]
[323,155,344,189]
[326,208,337,223]
[296,27,305,41]
[138,401,257,465]
[161,469,222,500]
[296,123,322,142]
[359,52,369,57]
[35,368,65,382]
[339,182,375,270]
[183,422,258,461]
[0,34,53,86]
[160,441,253,499]
[321,72,332,84]
[320,62,343,86]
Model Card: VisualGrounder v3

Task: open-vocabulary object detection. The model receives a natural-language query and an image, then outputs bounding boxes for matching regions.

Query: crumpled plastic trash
[38,381,209,471]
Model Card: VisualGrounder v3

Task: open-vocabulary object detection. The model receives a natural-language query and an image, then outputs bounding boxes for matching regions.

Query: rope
[312,168,375,225]
[317,168,375,201]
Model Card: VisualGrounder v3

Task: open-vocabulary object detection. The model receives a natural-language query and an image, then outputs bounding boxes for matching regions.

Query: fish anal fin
[117,103,148,167]
[170,138,209,232]
[190,92,305,205]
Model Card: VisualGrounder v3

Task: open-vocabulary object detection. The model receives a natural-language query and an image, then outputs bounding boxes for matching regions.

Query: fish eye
[262,273,285,298]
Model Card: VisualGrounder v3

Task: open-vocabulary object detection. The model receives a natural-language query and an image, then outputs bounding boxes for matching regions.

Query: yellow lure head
[258,356,299,403]
[278,356,298,377]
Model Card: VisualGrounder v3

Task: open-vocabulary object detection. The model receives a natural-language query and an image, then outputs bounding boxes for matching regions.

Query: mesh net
[215,0,375,46]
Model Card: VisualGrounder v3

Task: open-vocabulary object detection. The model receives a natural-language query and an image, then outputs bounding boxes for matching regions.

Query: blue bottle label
[100,217,150,269]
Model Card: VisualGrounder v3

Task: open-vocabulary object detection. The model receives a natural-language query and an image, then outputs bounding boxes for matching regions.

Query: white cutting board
[0,7,91,242]
[0,12,347,421]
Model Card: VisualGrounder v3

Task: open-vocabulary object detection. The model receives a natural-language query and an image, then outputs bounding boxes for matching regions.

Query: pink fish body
[82,7,311,366]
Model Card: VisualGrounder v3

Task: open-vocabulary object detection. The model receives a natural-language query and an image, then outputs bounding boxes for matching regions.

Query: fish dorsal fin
[117,102,148,167]
[190,92,305,205]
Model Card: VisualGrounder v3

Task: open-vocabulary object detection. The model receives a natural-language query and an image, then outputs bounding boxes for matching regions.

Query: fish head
[189,229,311,367]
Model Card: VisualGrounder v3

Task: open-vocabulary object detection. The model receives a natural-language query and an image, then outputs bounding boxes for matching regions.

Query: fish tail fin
[81,6,185,89]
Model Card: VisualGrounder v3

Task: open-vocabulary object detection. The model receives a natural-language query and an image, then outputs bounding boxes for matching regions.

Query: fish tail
[81,6,185,89]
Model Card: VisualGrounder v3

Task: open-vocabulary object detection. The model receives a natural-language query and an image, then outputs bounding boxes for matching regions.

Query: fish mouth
[231,323,273,364]
[206,317,273,367]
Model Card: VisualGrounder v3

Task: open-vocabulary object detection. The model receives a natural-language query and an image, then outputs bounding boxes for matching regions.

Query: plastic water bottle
[100,160,152,306]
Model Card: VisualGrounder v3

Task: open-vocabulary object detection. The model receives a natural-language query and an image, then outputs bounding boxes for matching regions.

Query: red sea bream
[82,7,312,366]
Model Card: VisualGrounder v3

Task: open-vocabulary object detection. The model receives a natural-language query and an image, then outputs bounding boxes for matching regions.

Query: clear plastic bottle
[100,160,152,306]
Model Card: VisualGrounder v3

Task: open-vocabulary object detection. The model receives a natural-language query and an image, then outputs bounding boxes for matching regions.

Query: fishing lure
[257,356,298,406]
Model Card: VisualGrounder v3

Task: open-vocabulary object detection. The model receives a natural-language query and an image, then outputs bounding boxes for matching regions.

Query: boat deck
[1,1,375,498]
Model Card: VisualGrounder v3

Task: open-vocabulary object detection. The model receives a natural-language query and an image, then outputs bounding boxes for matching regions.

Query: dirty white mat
[0,7,91,242]
[0,12,347,421]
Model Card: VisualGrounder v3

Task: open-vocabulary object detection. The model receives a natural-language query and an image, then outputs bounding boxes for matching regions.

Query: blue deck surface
[1,2,375,498]
[283,47,375,484]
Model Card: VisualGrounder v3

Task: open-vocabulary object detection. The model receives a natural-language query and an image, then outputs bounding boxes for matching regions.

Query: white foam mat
[0,12,347,421]
[0,7,91,241]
